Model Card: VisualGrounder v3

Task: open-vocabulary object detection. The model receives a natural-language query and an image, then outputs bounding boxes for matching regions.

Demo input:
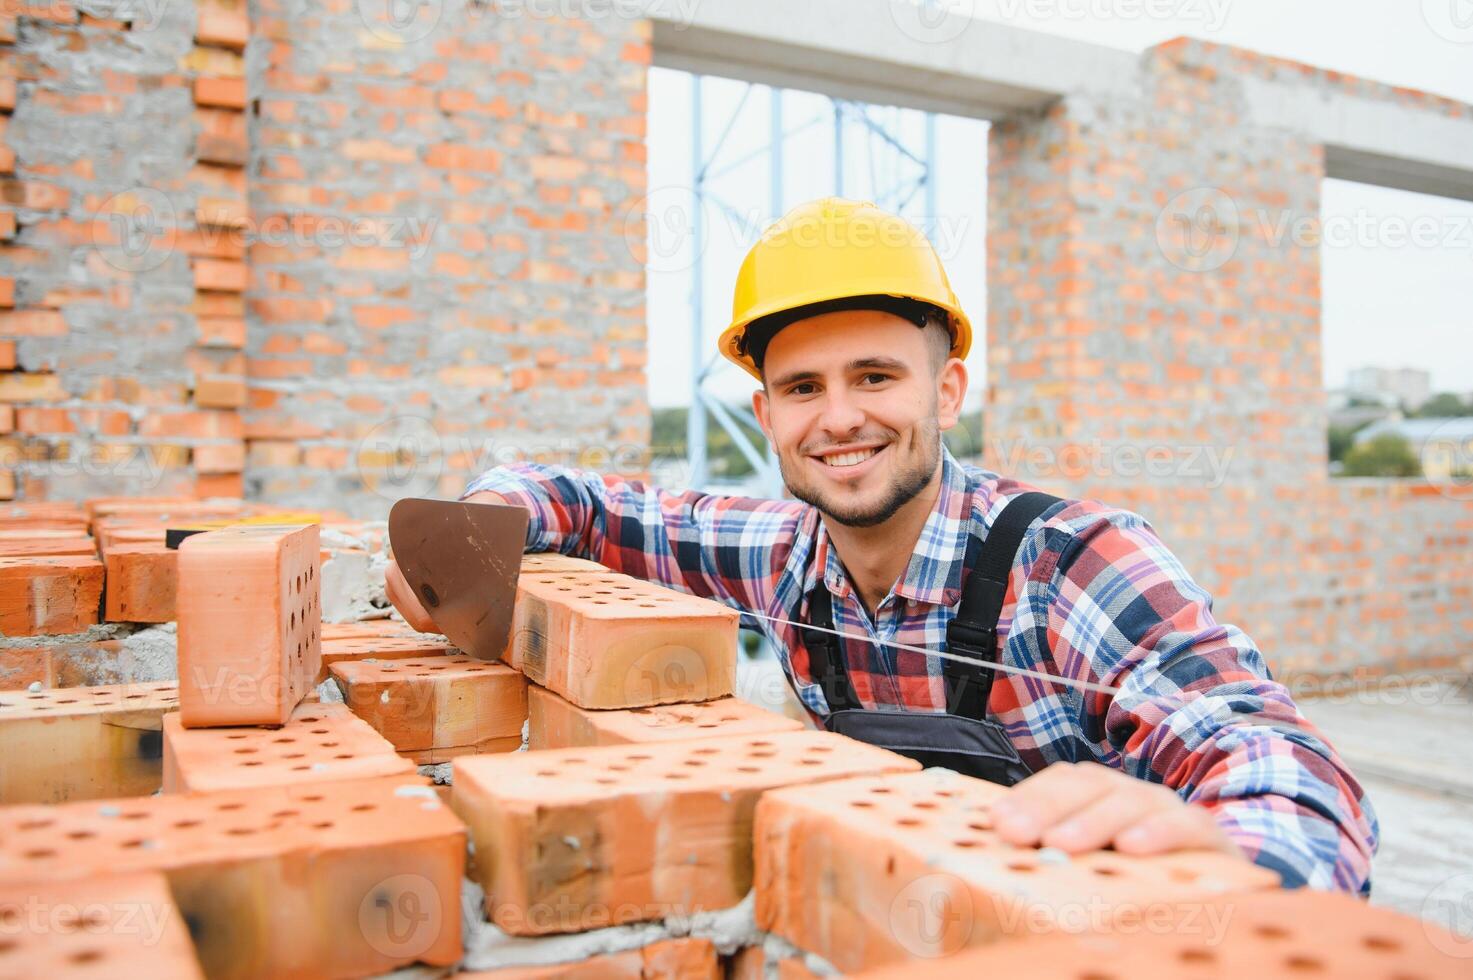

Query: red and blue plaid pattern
[464,449,1377,894]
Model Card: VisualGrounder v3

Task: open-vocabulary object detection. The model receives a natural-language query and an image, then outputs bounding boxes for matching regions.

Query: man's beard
[778,417,941,528]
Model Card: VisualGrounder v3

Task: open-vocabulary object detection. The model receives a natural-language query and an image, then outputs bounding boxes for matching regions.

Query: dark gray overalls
[801,491,1061,787]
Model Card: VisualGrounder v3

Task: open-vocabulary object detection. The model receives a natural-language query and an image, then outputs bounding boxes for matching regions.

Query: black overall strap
[945,491,1062,719]
[802,585,863,712]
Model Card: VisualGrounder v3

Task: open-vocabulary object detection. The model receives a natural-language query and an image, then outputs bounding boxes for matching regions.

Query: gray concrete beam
[649,0,1137,120]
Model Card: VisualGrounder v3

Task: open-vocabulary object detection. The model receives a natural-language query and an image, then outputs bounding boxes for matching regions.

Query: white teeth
[822,447,878,468]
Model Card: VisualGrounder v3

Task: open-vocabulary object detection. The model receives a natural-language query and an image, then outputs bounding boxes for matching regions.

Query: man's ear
[752,386,774,445]
[935,357,968,431]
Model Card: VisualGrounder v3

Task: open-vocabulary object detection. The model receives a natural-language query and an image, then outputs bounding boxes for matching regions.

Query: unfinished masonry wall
[0,0,649,514]
[986,39,1473,678]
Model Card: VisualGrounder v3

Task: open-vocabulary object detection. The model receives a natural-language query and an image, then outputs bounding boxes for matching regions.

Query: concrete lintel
[1240,76,1473,204]
[649,0,1137,121]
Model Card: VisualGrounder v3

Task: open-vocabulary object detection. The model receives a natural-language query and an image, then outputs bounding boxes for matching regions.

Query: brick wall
[244,0,650,514]
[0,0,250,501]
[986,38,1473,678]
[0,0,649,513]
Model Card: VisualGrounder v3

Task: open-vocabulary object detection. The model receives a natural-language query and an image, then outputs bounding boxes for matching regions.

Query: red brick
[192,258,247,292]
[462,938,720,979]
[0,535,96,557]
[0,682,177,802]
[0,210,14,239]
[195,194,248,229]
[103,542,177,622]
[193,376,247,409]
[176,523,320,727]
[0,776,465,977]
[858,888,1469,980]
[755,770,1277,972]
[0,339,13,368]
[195,0,247,49]
[194,471,243,499]
[508,571,738,709]
[0,179,68,211]
[162,701,415,792]
[0,873,204,979]
[319,632,452,681]
[192,440,245,472]
[0,278,11,309]
[528,686,803,751]
[137,409,243,440]
[0,373,66,402]
[0,555,103,636]
[451,731,918,935]
[197,315,246,347]
[331,655,527,762]
[193,75,246,109]
[426,143,503,172]
[0,309,66,336]
[0,404,11,433]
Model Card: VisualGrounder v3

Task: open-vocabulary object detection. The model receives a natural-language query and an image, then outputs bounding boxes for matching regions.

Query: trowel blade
[387,498,528,660]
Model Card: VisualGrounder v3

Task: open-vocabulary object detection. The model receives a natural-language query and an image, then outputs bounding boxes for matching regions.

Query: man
[388,198,1376,893]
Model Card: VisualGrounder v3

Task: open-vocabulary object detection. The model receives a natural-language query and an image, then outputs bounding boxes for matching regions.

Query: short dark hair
[742,294,954,379]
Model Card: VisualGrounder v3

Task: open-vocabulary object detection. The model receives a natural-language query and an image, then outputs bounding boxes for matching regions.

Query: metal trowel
[387,498,529,660]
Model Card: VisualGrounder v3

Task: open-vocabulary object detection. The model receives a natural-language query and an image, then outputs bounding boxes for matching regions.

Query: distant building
[1346,367,1432,411]
[1352,418,1473,478]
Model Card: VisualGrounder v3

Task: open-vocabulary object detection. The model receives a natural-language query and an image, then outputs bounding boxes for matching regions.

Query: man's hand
[990,761,1241,857]
[385,490,514,633]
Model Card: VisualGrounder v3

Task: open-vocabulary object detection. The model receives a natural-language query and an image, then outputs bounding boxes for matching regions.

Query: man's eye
[861,373,890,385]
[789,383,816,396]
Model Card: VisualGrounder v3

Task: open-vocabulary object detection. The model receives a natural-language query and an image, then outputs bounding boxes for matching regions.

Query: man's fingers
[1113,804,1236,856]
[1039,786,1165,853]
[384,559,436,632]
[991,762,1113,846]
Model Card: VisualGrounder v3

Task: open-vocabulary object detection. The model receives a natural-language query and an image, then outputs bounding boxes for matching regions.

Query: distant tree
[1412,392,1473,418]
[1327,424,1360,464]
[1341,434,1420,478]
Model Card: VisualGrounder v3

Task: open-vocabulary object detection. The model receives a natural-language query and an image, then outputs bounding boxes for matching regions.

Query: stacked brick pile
[0,502,1465,977]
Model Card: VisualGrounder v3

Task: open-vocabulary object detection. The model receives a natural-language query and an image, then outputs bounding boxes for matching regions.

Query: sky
[645,0,1473,409]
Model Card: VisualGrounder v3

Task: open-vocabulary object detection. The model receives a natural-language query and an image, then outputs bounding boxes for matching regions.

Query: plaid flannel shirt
[464,448,1378,893]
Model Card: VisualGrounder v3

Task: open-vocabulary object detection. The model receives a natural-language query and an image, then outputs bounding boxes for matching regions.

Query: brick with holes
[527,685,803,751]
[508,572,737,709]
[330,656,527,762]
[0,776,464,979]
[754,769,1279,973]
[451,730,919,936]
[162,701,416,792]
[855,886,1468,980]
[461,937,720,978]
[176,524,321,727]
[517,552,610,575]
[0,682,179,804]
[0,555,105,636]
[318,634,453,681]
[0,872,205,979]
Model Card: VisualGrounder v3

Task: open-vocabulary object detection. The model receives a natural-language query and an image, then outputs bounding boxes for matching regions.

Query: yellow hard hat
[719,197,972,381]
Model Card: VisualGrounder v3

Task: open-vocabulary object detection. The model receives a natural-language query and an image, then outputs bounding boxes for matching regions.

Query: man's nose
[816,387,865,439]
